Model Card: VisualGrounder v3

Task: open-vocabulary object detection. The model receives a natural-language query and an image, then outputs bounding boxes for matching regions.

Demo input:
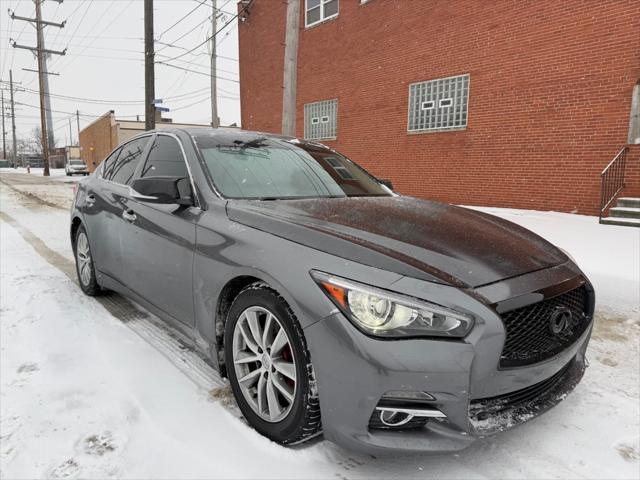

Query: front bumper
[303,264,593,454]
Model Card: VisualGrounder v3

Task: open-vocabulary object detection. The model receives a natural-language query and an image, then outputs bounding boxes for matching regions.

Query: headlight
[311,271,474,338]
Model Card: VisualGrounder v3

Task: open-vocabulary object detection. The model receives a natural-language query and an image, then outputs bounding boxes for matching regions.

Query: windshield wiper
[255,195,346,201]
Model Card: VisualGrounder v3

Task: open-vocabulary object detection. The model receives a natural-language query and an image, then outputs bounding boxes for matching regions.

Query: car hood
[226,196,567,288]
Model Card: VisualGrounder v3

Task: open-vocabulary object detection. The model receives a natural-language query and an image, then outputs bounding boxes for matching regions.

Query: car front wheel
[224,284,321,444]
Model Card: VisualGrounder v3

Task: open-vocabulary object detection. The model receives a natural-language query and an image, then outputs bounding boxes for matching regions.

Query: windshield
[193,133,390,200]
[70,160,85,166]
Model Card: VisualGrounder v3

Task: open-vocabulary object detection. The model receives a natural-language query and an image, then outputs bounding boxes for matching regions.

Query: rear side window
[140,136,188,178]
[109,137,150,185]
[100,147,122,180]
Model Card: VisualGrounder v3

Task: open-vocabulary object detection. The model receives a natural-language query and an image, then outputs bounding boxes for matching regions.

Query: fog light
[379,410,413,427]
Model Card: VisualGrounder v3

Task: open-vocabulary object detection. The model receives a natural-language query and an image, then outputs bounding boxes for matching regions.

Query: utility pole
[10,1,66,176]
[35,0,52,175]
[281,0,300,137]
[76,110,80,145]
[1,90,5,160]
[43,55,56,150]
[68,117,73,146]
[210,0,219,128]
[9,70,17,162]
[144,0,156,131]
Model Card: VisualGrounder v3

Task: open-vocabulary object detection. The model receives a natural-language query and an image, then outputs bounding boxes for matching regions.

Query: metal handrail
[599,146,628,222]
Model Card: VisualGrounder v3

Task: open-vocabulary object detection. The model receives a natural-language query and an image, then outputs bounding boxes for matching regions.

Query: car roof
[132,127,326,151]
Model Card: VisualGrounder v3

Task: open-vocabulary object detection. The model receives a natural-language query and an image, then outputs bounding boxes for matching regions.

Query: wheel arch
[70,215,83,251]
[213,269,303,378]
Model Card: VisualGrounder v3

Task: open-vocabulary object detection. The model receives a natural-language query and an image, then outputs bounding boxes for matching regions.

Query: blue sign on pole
[156,106,170,113]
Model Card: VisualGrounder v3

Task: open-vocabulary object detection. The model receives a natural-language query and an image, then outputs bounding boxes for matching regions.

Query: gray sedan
[70,128,594,453]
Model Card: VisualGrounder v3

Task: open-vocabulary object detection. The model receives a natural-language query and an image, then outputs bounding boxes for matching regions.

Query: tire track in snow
[0,175,67,211]
[0,209,225,394]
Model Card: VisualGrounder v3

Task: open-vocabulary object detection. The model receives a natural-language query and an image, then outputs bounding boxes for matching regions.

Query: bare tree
[30,126,57,154]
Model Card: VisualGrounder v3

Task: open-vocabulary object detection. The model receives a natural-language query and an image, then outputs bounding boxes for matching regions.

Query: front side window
[109,137,150,185]
[140,135,188,178]
[305,0,338,27]
[408,74,469,133]
[193,132,389,200]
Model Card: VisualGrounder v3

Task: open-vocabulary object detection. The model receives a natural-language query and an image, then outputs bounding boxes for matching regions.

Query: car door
[81,147,123,279]
[120,133,199,328]
[82,137,152,284]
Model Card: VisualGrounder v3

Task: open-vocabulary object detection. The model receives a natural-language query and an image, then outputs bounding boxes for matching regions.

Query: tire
[74,225,100,296]
[224,283,321,445]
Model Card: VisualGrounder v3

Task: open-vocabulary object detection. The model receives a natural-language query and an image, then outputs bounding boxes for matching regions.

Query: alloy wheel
[232,306,297,423]
[76,232,92,287]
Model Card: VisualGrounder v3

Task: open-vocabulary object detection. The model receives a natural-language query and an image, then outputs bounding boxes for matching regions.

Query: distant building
[79,111,208,172]
[49,146,81,169]
[238,0,640,215]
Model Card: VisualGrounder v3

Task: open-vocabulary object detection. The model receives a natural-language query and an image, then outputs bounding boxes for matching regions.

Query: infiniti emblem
[549,307,573,335]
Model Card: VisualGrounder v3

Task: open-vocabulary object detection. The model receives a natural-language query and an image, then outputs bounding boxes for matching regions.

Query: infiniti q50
[70,128,594,453]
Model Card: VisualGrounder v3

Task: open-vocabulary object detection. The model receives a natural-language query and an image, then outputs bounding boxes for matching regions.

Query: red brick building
[238,0,640,215]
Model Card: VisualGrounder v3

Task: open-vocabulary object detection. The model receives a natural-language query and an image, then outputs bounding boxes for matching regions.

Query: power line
[155,53,238,77]
[155,14,212,54]
[1,81,231,105]
[156,0,206,40]
[160,0,252,63]
[15,100,140,119]
[155,61,239,83]
[155,40,238,62]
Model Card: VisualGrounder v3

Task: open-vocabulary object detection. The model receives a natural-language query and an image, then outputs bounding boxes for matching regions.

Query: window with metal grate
[407,74,470,133]
[304,99,338,140]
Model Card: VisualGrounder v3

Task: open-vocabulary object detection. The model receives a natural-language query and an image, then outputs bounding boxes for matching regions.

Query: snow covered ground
[1,170,639,479]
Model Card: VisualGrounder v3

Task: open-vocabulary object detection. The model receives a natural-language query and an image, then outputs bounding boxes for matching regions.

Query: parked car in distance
[65,159,88,176]
[70,128,595,454]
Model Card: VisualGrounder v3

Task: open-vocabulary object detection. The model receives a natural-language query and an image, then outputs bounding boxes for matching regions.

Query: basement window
[304,99,338,140]
[306,0,339,28]
[408,74,470,133]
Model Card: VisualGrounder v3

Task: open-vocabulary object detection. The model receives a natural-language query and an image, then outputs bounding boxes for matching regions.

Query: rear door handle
[122,209,137,223]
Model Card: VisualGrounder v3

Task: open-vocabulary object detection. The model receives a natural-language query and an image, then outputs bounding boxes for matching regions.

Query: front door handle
[122,209,137,223]
[86,193,96,205]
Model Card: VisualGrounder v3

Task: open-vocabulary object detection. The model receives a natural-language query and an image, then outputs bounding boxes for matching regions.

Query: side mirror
[131,176,193,206]
[379,179,394,190]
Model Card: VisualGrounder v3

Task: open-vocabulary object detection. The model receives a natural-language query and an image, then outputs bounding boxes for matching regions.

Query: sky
[0,0,241,147]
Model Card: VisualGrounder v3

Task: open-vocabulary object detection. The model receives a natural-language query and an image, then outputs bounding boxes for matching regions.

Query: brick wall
[238,0,287,134]
[79,112,119,172]
[239,0,640,215]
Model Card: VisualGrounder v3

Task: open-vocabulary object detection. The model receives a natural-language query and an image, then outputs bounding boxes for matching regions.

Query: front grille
[469,359,579,434]
[499,285,591,367]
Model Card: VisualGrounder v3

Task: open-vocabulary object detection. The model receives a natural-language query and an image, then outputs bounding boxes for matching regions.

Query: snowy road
[1,170,639,479]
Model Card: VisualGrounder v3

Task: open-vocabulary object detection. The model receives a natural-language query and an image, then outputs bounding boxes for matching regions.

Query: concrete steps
[617,197,640,208]
[601,197,640,227]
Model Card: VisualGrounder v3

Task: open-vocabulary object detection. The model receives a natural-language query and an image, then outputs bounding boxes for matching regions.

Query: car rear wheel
[74,225,100,296]
[224,284,321,444]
